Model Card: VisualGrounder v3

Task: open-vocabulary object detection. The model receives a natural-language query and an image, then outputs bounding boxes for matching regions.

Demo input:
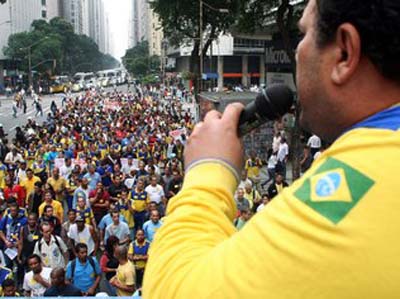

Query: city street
[0,85,131,137]
[0,93,65,135]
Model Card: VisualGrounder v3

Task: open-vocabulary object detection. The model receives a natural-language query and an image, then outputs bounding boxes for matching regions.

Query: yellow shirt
[38,200,64,222]
[20,176,41,200]
[115,261,136,296]
[47,177,67,202]
[0,164,6,189]
[143,124,400,298]
[243,188,260,206]
[245,158,262,180]
[76,206,94,225]
[116,200,135,229]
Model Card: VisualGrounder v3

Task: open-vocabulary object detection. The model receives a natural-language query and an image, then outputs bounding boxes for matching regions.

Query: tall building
[131,0,163,56]
[62,0,107,53]
[61,0,89,35]
[88,0,106,52]
[97,1,108,54]
[0,0,52,59]
[131,0,149,47]
[148,9,163,56]
[43,0,62,20]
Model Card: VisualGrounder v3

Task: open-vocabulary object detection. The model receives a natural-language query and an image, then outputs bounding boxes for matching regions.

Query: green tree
[122,41,160,76]
[150,0,242,94]
[238,0,305,180]
[4,17,118,76]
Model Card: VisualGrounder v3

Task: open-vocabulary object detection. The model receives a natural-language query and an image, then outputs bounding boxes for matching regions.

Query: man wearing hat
[68,215,98,257]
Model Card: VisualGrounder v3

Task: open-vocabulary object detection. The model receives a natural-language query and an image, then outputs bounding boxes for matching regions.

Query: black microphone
[238,84,294,137]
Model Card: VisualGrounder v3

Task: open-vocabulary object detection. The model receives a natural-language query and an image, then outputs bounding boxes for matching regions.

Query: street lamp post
[199,0,203,93]
[199,1,229,92]
[19,36,49,88]
[0,20,11,26]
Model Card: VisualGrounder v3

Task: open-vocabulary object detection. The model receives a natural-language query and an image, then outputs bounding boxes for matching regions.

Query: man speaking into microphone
[143,0,400,298]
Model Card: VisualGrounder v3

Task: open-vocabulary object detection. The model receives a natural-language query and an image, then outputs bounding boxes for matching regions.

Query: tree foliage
[4,17,118,75]
[238,0,305,180]
[150,0,242,92]
[122,41,160,77]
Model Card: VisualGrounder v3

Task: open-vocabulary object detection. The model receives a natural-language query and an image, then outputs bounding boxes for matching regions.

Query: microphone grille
[257,84,294,120]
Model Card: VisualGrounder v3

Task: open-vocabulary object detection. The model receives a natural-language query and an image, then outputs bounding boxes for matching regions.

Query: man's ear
[331,23,361,85]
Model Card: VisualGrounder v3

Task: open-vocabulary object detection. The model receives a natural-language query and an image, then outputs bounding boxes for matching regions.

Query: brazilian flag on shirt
[295,157,374,224]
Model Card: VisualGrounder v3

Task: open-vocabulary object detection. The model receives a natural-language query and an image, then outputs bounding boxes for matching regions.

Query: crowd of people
[0,80,324,296]
[0,85,194,297]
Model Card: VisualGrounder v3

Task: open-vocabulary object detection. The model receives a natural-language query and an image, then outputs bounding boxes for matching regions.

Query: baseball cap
[76,215,85,222]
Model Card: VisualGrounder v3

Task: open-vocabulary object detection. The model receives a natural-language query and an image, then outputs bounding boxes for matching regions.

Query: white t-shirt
[272,136,281,153]
[238,179,252,191]
[256,203,267,213]
[122,163,138,176]
[60,164,73,179]
[33,235,68,269]
[277,143,289,162]
[68,224,95,255]
[314,151,322,161]
[4,152,24,165]
[23,267,52,297]
[267,154,278,169]
[307,135,322,149]
[145,184,165,204]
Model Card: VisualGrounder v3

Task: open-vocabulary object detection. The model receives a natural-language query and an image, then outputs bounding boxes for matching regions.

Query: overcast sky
[103,0,131,60]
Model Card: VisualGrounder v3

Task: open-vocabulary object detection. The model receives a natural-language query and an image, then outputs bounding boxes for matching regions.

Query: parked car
[49,76,71,93]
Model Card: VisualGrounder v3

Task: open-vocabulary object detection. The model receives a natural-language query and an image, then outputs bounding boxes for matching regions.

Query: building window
[42,10,47,18]
[42,0,46,5]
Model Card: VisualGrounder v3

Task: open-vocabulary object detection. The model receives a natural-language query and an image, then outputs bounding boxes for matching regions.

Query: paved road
[0,85,133,137]
[0,92,64,135]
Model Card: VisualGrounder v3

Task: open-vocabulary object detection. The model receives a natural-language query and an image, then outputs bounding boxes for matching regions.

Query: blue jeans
[104,279,117,296]
[134,211,146,231]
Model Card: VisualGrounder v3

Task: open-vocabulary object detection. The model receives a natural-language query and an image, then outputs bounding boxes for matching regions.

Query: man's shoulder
[143,220,151,228]
[43,286,58,296]
[121,221,129,228]
[42,267,52,276]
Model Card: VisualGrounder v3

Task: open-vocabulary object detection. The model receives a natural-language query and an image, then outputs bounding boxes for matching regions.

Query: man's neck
[119,258,128,265]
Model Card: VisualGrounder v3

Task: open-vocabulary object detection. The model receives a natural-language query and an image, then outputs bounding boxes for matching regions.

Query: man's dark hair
[43,204,53,213]
[315,0,400,81]
[34,181,43,188]
[2,278,15,288]
[75,242,88,253]
[28,212,38,218]
[8,201,18,209]
[27,253,42,264]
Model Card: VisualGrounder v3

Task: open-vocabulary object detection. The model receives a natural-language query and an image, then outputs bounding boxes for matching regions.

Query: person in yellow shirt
[20,169,41,204]
[243,182,261,211]
[244,151,262,183]
[38,191,64,222]
[131,179,150,231]
[75,196,96,228]
[143,1,400,297]
[116,190,135,240]
[128,229,150,287]
[47,168,67,205]
[110,245,136,296]
[0,161,7,189]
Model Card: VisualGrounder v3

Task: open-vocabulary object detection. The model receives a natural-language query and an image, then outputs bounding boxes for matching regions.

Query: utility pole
[199,0,203,93]
[28,47,32,88]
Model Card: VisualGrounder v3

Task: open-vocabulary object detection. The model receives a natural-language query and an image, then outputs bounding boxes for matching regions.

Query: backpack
[70,256,97,281]
[38,235,63,253]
